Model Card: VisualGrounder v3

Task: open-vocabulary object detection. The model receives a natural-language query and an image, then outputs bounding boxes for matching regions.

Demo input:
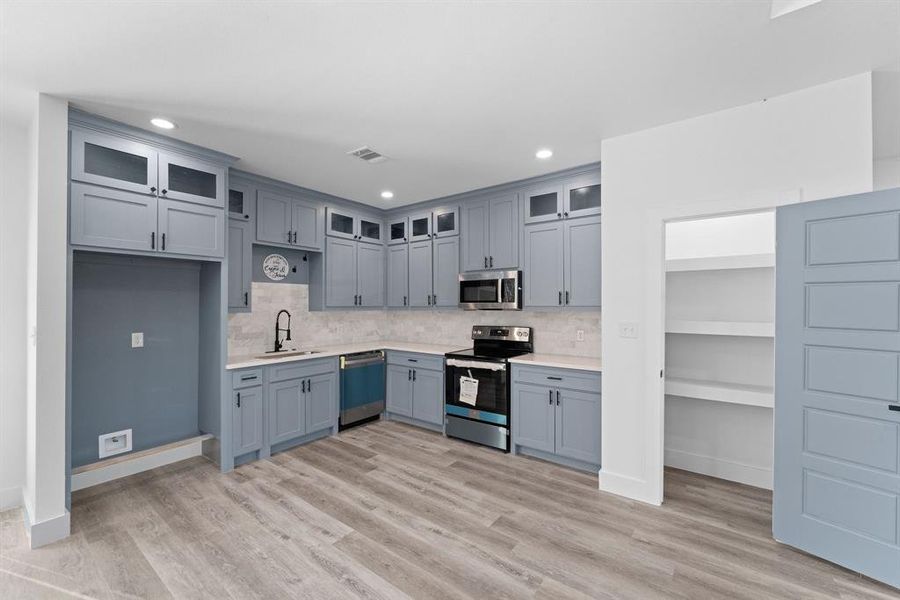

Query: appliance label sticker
[459,372,479,406]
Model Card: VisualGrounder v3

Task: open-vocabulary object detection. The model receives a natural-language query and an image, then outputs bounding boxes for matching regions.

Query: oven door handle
[445,358,506,372]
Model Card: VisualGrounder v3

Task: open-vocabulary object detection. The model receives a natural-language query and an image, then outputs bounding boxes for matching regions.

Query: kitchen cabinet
[432,207,459,238]
[523,216,600,308]
[408,240,433,307]
[432,236,459,307]
[324,237,385,308]
[228,218,252,312]
[523,184,563,225]
[358,216,384,244]
[356,242,385,307]
[388,217,409,245]
[409,213,432,242]
[232,385,263,457]
[386,364,414,417]
[326,208,384,244]
[385,353,443,427]
[522,174,600,224]
[71,129,158,196]
[158,198,226,257]
[305,371,337,433]
[256,190,323,251]
[158,152,225,209]
[267,368,338,446]
[228,182,254,221]
[564,174,601,220]
[461,192,518,271]
[387,244,409,308]
[511,365,601,469]
[411,367,443,425]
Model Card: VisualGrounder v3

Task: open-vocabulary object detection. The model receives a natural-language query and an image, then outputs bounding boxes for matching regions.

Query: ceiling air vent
[347,146,388,164]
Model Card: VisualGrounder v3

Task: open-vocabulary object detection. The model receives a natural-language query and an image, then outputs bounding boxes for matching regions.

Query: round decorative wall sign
[263,254,289,281]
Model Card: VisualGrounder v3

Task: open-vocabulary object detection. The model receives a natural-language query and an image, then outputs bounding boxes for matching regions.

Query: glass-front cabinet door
[228,182,253,221]
[388,217,408,245]
[158,153,225,208]
[326,207,358,240]
[523,185,563,225]
[358,217,383,244]
[71,129,158,195]
[564,174,601,219]
[409,213,432,242]
[432,207,459,237]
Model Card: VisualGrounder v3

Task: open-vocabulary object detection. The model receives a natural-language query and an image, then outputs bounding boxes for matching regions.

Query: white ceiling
[2,1,898,208]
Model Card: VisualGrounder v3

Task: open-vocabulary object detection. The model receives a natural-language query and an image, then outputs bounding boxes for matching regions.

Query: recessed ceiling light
[150,117,176,130]
[381,190,394,199]
[535,149,553,159]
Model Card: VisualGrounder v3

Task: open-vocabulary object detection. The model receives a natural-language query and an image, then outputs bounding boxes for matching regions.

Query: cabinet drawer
[232,368,263,389]
[512,365,601,394]
[386,351,444,372]
[267,357,336,383]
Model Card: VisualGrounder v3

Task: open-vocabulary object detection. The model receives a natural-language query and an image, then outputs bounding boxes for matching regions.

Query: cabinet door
[357,243,385,307]
[408,240,433,307]
[411,368,443,425]
[292,198,324,250]
[158,199,226,258]
[256,190,293,245]
[228,182,254,221]
[513,384,556,453]
[523,222,565,307]
[70,182,158,252]
[523,185,563,225]
[564,216,601,308]
[268,379,305,445]
[432,236,459,308]
[488,193,519,269]
[232,387,263,456]
[306,372,337,433]
[387,244,409,308]
[555,389,601,464]
[386,364,413,417]
[228,219,252,312]
[158,152,225,208]
[409,213,432,242]
[358,217,384,244]
[326,237,358,307]
[326,207,357,240]
[564,174,601,220]
[70,129,158,195]
[460,199,489,272]
[388,217,409,245]
[433,207,459,238]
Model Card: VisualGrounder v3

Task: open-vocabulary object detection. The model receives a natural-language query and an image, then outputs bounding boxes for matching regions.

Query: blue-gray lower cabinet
[386,364,414,417]
[227,218,252,312]
[511,365,601,471]
[385,352,444,428]
[306,371,337,433]
[268,379,306,445]
[232,385,263,456]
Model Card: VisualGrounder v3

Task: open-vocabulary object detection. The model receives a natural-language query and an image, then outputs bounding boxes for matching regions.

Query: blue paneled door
[774,188,900,589]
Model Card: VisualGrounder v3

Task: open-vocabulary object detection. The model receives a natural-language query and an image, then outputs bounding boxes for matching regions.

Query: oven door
[458,270,521,310]
[444,358,509,425]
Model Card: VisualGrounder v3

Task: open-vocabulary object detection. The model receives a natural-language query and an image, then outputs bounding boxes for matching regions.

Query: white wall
[600,73,873,504]
[22,94,70,547]
[0,112,30,510]
[873,69,900,191]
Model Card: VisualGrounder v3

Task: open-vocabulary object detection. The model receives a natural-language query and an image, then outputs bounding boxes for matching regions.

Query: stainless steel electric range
[444,326,533,451]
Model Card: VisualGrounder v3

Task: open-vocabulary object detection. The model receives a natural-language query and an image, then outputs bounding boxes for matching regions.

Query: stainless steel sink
[256,350,322,359]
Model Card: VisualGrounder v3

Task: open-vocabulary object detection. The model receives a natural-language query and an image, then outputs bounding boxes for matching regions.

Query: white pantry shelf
[665,377,774,409]
[666,253,775,272]
[666,319,774,337]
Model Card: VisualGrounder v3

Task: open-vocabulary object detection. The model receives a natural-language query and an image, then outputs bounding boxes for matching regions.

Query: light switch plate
[131,332,144,348]
[618,322,638,339]
[576,329,585,342]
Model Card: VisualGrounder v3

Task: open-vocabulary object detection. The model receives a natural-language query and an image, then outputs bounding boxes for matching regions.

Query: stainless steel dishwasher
[339,350,386,429]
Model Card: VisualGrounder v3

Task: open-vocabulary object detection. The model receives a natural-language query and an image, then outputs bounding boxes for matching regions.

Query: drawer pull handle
[890,405,900,412]
[241,375,257,381]
[546,376,562,381]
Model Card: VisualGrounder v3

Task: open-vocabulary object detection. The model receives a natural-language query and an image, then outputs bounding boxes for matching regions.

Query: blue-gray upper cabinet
[388,217,409,245]
[70,129,158,196]
[387,244,409,308]
[70,182,158,252]
[564,216,601,307]
[523,184,564,225]
[432,236,459,308]
[228,181,254,221]
[228,219,252,312]
[158,199,226,258]
[564,174,601,220]
[232,384,263,456]
[326,207,358,240]
[357,243,385,307]
[325,237,358,308]
[386,364,414,417]
[432,207,459,238]
[523,221,565,307]
[409,213,433,243]
[461,193,518,271]
[408,240,433,307]
[306,371,337,433]
[257,190,323,250]
[358,216,384,245]
[158,152,225,209]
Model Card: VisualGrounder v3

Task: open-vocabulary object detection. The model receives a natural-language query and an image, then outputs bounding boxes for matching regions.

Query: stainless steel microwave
[458,270,522,310]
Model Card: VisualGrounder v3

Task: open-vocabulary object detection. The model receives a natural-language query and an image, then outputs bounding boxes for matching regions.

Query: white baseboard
[71,434,212,492]
[665,447,773,490]
[0,485,22,511]
[598,468,663,505]
[23,504,70,549]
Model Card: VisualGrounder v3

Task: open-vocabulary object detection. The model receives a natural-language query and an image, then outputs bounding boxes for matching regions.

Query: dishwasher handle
[340,351,385,369]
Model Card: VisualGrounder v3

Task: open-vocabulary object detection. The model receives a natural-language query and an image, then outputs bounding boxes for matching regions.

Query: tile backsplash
[228,282,600,358]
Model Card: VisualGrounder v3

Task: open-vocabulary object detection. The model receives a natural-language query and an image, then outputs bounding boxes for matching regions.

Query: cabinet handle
[427,294,431,306]
[565,291,570,305]
[359,294,362,305]
[413,369,416,382]
[890,405,899,412]
[556,390,560,406]
[240,374,257,381]
[293,231,297,244]
[557,212,561,218]
[161,189,168,195]
[484,256,488,269]
[288,230,292,243]
[244,214,249,220]
[151,231,155,250]
[564,211,569,218]
[244,292,249,306]
[161,233,166,251]
[150,186,157,193]
[403,295,407,306]
[489,256,493,268]
[307,379,311,392]
[549,390,553,405]
[432,294,436,305]
[302,380,306,393]
[558,291,562,305]
[408,369,412,381]
[546,376,562,381]
[236,392,241,408]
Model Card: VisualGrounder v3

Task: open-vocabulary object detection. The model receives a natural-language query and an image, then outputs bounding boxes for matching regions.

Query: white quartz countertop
[227,341,467,370]
[508,353,602,372]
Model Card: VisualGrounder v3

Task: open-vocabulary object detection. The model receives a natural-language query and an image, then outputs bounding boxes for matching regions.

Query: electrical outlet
[618,322,638,339]
[98,429,132,458]
[131,332,144,348]
[576,329,585,342]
